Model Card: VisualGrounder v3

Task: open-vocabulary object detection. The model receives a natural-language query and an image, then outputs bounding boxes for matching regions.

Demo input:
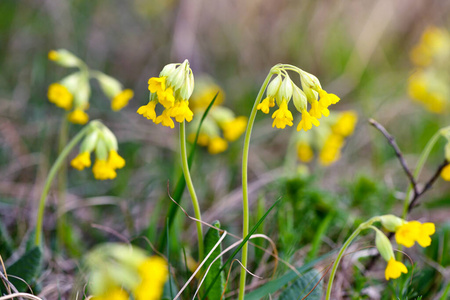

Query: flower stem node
[138,60,195,128]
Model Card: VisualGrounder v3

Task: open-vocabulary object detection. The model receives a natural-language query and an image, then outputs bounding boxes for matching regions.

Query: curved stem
[238,69,276,300]
[57,116,69,248]
[401,130,442,219]
[35,124,91,246]
[325,217,379,300]
[179,121,204,260]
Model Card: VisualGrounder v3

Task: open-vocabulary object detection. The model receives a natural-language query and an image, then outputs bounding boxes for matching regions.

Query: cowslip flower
[94,72,134,111]
[257,66,340,132]
[373,227,408,280]
[70,121,125,180]
[86,243,168,300]
[380,215,436,248]
[137,60,195,127]
[410,26,450,67]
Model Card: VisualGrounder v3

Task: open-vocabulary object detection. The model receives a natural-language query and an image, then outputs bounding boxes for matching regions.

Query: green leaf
[5,246,42,292]
[0,221,13,258]
[278,269,323,300]
[202,221,225,300]
[245,251,334,300]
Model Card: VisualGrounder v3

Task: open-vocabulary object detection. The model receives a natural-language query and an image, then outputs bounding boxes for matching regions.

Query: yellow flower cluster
[137,60,195,128]
[187,76,248,154]
[376,215,436,280]
[87,244,168,300]
[296,110,357,166]
[48,49,133,124]
[70,121,125,180]
[257,66,340,132]
[408,27,450,113]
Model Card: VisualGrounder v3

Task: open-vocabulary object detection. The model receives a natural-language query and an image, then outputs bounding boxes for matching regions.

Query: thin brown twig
[369,118,419,196]
[408,159,449,211]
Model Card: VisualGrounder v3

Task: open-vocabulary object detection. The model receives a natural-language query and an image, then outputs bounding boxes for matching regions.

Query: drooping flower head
[86,243,168,300]
[137,60,195,127]
[256,65,340,132]
[48,49,134,124]
[70,121,125,180]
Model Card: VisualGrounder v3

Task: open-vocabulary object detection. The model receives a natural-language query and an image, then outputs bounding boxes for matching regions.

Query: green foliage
[0,221,13,258]
[3,246,42,293]
[278,269,323,300]
[202,221,225,300]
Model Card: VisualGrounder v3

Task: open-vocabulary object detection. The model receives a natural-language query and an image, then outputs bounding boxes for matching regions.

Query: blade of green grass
[202,198,281,300]
[157,93,219,252]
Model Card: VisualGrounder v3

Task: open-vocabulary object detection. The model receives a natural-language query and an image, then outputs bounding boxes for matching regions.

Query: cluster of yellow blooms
[70,121,125,180]
[296,111,357,166]
[188,76,248,154]
[408,27,450,113]
[137,60,195,128]
[257,65,340,132]
[374,215,435,280]
[86,244,168,300]
[48,49,134,124]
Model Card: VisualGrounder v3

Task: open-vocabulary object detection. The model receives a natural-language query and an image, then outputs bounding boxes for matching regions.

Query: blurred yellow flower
[319,134,344,166]
[441,164,450,181]
[68,109,89,125]
[112,89,134,111]
[134,256,168,300]
[332,111,358,137]
[70,151,91,170]
[410,26,450,67]
[385,258,408,280]
[48,83,73,110]
[222,116,248,141]
[91,287,129,300]
[208,137,228,154]
[297,109,319,132]
[297,142,314,162]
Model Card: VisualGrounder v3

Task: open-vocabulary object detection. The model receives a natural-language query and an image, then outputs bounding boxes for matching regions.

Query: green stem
[57,116,69,248]
[325,217,379,300]
[35,124,91,246]
[238,69,276,300]
[401,130,442,219]
[179,121,204,260]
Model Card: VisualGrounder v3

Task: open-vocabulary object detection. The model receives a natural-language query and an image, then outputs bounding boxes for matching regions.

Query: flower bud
[266,75,282,97]
[95,72,122,99]
[300,71,322,90]
[276,77,293,106]
[80,130,99,153]
[292,85,307,112]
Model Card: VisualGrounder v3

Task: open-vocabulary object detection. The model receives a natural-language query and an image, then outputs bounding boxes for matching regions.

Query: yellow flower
[222,116,247,141]
[208,137,228,154]
[297,109,319,132]
[257,97,275,114]
[318,89,340,107]
[148,77,166,96]
[319,134,344,166]
[92,159,117,180]
[395,221,435,248]
[309,99,329,119]
[70,152,91,170]
[139,60,195,127]
[137,101,157,121]
[158,87,175,109]
[48,83,73,110]
[332,111,358,137]
[68,109,89,125]
[48,50,59,61]
[107,150,126,170]
[134,256,168,300]
[297,142,313,162]
[441,164,450,181]
[385,258,408,280]
[92,287,129,300]
[169,100,194,123]
[111,89,134,111]
[155,108,175,128]
[272,100,293,129]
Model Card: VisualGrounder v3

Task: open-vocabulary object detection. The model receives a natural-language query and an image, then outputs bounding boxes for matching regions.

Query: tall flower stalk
[238,64,340,299]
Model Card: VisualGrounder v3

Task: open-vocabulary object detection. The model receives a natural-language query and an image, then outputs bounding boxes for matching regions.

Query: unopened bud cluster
[48,49,133,125]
